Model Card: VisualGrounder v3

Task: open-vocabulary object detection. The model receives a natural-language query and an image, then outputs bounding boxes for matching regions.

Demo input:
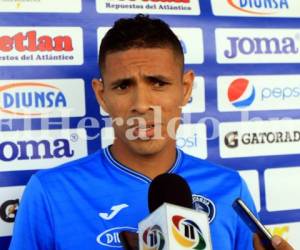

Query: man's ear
[92,78,109,113]
[182,70,195,106]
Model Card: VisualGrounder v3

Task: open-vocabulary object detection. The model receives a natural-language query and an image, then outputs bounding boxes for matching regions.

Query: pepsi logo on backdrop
[227,78,255,108]
[218,75,300,112]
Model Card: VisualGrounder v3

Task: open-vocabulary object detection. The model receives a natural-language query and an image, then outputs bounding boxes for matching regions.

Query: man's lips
[131,123,161,138]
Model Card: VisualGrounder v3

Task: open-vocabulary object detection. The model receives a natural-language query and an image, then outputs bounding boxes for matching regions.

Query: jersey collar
[103,146,183,183]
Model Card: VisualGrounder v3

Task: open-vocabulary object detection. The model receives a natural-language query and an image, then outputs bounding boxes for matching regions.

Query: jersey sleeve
[9,175,55,250]
[234,177,257,250]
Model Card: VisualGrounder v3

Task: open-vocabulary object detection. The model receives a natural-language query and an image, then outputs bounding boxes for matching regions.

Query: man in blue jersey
[10,14,265,250]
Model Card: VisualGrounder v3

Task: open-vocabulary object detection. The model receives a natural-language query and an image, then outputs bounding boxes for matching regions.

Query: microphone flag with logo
[139,173,212,250]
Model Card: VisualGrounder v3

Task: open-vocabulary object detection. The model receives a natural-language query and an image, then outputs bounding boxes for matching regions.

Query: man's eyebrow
[110,77,136,87]
[108,74,172,87]
[144,74,172,82]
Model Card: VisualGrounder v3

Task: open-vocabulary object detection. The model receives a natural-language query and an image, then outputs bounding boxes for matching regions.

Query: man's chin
[127,139,167,156]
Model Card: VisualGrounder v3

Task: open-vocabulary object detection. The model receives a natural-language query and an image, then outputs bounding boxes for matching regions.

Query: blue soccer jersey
[9,147,256,250]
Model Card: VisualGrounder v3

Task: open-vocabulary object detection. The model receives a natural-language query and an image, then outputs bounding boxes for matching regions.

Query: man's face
[93,47,194,156]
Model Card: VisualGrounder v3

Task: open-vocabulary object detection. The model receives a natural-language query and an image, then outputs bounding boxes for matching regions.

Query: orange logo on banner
[227,0,278,15]
[0,31,73,52]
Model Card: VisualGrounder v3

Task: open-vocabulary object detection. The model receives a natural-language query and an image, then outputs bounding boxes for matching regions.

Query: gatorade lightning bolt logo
[172,215,206,249]
[142,225,165,250]
[227,78,256,108]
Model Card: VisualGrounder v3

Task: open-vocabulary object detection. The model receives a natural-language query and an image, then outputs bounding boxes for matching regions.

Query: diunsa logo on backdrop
[211,0,300,18]
[0,27,83,66]
[0,79,86,118]
[96,0,200,15]
[215,28,300,63]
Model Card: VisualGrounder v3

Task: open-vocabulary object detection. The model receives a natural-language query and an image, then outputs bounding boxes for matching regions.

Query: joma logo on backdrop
[0,31,73,52]
[0,129,87,172]
[216,29,300,63]
[224,36,298,58]
[0,139,74,162]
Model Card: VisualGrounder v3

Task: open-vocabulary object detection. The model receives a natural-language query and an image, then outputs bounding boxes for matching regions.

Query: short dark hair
[99,14,184,74]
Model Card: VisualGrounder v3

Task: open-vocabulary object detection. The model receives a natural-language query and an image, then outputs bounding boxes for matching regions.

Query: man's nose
[130,85,152,114]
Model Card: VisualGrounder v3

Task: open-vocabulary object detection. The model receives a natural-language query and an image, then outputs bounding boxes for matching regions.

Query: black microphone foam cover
[148,173,193,213]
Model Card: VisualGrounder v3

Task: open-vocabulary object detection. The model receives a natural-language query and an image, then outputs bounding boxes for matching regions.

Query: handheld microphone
[120,173,192,250]
[148,173,193,212]
[139,173,212,250]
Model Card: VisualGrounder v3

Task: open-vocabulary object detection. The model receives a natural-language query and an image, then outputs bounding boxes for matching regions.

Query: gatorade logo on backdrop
[227,78,255,108]
[0,27,83,66]
[219,120,300,158]
[0,199,19,223]
[0,79,86,118]
[0,186,25,237]
[96,0,200,15]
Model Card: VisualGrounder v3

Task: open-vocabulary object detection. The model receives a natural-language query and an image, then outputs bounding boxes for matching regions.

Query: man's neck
[109,142,177,180]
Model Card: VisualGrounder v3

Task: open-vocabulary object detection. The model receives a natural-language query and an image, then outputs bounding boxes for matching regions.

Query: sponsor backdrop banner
[0,0,299,249]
